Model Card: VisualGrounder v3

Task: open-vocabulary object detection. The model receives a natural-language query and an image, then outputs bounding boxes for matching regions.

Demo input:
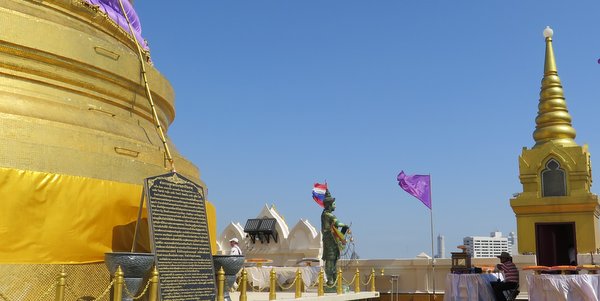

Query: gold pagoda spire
[533,26,577,148]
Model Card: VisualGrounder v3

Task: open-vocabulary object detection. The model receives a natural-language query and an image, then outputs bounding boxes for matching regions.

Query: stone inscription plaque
[145,172,215,300]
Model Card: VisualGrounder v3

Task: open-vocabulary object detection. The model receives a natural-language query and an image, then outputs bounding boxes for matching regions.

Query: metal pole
[217,267,225,301]
[370,268,376,292]
[113,266,124,301]
[239,268,247,301]
[429,175,436,300]
[336,268,343,295]
[148,266,159,301]
[131,191,145,252]
[54,266,66,301]
[318,268,324,296]
[391,276,395,301]
[269,268,276,300]
[391,275,399,301]
[295,268,302,299]
[354,269,360,293]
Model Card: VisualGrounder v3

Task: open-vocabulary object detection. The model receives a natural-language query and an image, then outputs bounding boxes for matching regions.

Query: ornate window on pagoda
[541,159,566,197]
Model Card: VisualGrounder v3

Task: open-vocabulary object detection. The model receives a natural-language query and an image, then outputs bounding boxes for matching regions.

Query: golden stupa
[0,0,215,296]
[511,26,600,266]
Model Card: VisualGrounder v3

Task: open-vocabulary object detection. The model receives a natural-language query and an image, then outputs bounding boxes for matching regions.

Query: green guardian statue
[321,189,349,286]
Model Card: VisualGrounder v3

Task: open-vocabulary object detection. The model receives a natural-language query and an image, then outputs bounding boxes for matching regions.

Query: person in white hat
[229,238,242,255]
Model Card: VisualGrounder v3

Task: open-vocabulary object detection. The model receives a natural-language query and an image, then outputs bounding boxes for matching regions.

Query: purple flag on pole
[397,171,431,209]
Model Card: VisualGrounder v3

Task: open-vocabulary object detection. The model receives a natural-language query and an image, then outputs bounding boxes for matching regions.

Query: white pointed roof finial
[543,26,553,38]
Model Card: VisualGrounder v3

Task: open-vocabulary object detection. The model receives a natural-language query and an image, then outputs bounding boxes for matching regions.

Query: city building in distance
[463,231,513,258]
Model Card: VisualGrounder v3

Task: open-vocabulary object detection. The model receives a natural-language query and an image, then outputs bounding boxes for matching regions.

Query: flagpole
[397,171,436,299]
[429,175,436,300]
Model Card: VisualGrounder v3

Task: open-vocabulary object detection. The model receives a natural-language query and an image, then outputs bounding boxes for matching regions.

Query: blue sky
[134,2,600,259]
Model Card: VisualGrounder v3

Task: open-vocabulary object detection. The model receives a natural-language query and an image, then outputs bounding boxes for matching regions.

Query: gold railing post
[295,268,302,299]
[217,267,225,301]
[54,266,66,301]
[269,268,277,300]
[318,268,324,296]
[354,268,360,293]
[148,266,159,301]
[336,268,343,295]
[113,266,124,301]
[370,268,376,292]
[239,268,247,301]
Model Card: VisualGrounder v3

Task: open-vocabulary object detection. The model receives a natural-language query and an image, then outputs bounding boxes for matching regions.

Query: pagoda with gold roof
[510,27,600,266]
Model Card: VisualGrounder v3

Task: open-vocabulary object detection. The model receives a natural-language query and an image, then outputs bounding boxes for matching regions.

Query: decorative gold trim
[512,203,598,214]
[89,107,117,117]
[114,147,139,157]
[94,46,120,60]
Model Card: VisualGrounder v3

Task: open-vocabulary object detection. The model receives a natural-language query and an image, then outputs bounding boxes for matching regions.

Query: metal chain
[32,281,58,301]
[361,273,374,286]
[64,283,81,299]
[276,276,297,290]
[89,278,116,301]
[123,278,153,300]
[306,278,320,288]
[250,285,268,292]
[343,274,357,286]
[324,276,338,289]
[234,276,244,291]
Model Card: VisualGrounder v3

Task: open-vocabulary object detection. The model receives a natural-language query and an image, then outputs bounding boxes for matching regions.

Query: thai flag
[312,183,327,208]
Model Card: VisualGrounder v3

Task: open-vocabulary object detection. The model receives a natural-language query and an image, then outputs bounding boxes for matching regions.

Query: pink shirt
[499,261,519,283]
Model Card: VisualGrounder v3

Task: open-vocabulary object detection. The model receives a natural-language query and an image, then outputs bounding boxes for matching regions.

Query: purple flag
[397,171,431,209]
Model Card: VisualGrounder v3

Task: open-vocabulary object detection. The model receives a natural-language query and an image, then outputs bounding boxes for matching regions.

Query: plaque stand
[131,191,146,253]
[213,255,245,301]
[104,191,154,301]
[104,252,154,301]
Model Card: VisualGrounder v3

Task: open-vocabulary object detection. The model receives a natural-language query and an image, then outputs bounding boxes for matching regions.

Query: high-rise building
[508,232,518,255]
[463,231,510,258]
[435,234,445,258]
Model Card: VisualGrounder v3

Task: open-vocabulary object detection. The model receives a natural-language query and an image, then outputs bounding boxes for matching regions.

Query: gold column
[217,267,225,301]
[239,268,247,301]
[269,268,277,300]
[148,267,159,301]
[295,268,302,299]
[337,268,343,295]
[113,266,124,301]
[54,266,66,301]
[370,268,376,292]
[354,268,360,293]
[318,268,324,296]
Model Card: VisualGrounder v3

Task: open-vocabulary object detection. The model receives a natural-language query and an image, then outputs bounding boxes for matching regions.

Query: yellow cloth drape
[0,167,216,263]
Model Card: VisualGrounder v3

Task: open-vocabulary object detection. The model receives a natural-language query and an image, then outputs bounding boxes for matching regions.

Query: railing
[222,267,377,301]
[0,265,377,301]
[0,265,159,301]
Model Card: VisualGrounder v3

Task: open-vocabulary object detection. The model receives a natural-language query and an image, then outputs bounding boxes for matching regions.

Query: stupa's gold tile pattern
[0,0,216,297]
